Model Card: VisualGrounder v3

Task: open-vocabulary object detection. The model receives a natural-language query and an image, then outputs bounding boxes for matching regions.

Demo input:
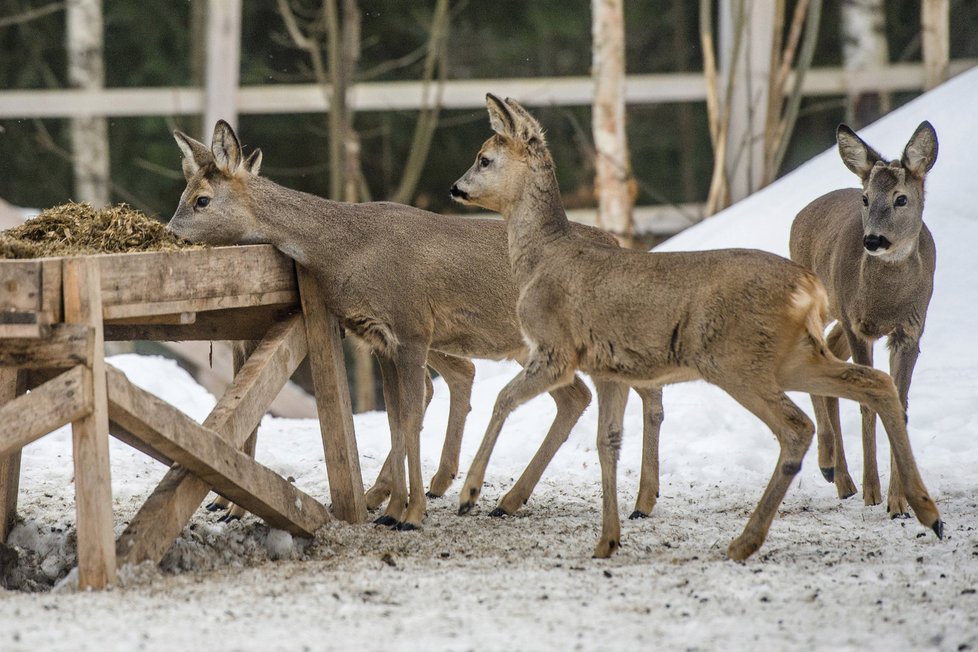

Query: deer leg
[843,332,882,506]
[630,386,663,519]
[724,386,815,562]
[492,375,590,517]
[374,357,408,526]
[885,337,921,517]
[393,347,431,530]
[815,323,856,495]
[782,354,941,536]
[458,349,574,515]
[425,352,475,499]
[593,380,629,558]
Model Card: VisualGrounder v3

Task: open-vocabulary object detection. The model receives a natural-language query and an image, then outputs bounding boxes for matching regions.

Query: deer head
[169,120,265,245]
[836,121,938,261]
[450,94,552,214]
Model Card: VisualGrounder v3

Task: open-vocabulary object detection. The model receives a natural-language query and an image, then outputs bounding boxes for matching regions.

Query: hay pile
[0,202,201,259]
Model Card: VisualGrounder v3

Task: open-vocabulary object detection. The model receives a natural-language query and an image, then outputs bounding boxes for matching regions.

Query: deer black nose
[863,234,891,251]
[450,184,468,200]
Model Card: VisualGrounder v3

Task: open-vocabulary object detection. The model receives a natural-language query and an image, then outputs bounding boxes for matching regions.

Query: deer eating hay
[450,94,942,559]
[790,122,938,516]
[168,121,664,530]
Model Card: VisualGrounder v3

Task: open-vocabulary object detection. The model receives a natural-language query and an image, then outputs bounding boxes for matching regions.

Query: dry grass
[0,202,201,259]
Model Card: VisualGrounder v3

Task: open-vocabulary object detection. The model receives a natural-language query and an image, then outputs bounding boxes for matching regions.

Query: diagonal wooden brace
[106,367,330,536]
[114,313,309,565]
[0,366,90,459]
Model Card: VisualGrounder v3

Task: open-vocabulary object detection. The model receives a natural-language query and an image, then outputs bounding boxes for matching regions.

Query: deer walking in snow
[168,121,665,530]
[451,95,942,559]
[790,122,938,516]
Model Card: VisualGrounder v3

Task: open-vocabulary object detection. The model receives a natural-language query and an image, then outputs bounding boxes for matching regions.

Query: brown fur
[169,121,664,529]
[452,95,941,560]
[790,122,937,515]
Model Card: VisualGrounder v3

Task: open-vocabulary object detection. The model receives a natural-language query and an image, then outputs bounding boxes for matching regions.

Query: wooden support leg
[63,258,117,590]
[115,314,309,566]
[0,368,21,543]
[297,268,367,524]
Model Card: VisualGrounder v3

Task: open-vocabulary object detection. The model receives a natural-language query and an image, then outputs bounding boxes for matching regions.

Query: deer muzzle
[450,184,470,201]
[863,234,891,252]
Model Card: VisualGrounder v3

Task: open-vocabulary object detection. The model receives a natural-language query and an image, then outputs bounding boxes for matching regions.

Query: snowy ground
[2,70,978,650]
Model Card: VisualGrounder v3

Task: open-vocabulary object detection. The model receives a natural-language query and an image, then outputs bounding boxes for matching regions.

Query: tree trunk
[66,0,109,207]
[719,0,774,204]
[840,0,890,127]
[591,0,634,243]
[921,0,949,91]
[203,0,241,137]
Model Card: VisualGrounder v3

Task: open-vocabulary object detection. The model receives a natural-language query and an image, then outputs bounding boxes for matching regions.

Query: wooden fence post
[63,258,117,589]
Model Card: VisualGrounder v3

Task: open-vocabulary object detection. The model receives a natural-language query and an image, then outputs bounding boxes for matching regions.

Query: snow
[2,69,978,650]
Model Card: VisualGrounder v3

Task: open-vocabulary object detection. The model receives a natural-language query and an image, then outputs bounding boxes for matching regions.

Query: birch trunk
[66,0,109,207]
[841,0,890,127]
[591,0,634,243]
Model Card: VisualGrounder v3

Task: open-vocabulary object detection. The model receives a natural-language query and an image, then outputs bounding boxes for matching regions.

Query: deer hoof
[425,490,442,499]
[218,513,240,523]
[205,501,226,512]
[889,511,911,520]
[628,510,649,520]
[373,514,398,527]
[931,520,944,540]
[819,467,835,483]
[488,507,510,518]
[457,502,474,516]
[394,522,419,532]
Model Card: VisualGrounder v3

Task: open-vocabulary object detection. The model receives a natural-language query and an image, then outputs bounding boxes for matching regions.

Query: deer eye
[479,156,491,169]
[894,195,908,207]
[861,195,869,207]
[195,196,211,209]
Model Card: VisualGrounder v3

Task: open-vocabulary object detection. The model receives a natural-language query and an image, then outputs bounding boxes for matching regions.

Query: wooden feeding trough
[0,245,368,589]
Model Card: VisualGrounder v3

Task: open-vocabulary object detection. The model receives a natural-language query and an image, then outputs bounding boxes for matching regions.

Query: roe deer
[168,121,665,529]
[790,122,938,516]
[450,95,942,560]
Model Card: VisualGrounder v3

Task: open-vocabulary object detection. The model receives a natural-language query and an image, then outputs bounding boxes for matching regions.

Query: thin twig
[0,1,65,29]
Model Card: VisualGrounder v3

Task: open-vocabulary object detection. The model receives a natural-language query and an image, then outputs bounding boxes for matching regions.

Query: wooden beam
[0,324,91,368]
[95,246,297,320]
[106,367,329,536]
[0,368,21,542]
[104,304,295,342]
[114,313,308,565]
[63,257,117,589]
[0,366,89,459]
[297,268,366,524]
[0,61,975,119]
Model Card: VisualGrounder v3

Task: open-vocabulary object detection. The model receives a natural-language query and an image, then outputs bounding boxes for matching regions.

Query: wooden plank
[922,0,950,90]
[106,312,197,326]
[109,422,174,466]
[298,268,366,524]
[0,61,976,119]
[94,246,297,320]
[0,324,91,368]
[40,259,63,322]
[63,257,116,590]
[0,366,90,459]
[0,260,43,313]
[104,304,296,342]
[106,367,328,536]
[0,368,21,542]
[203,0,242,136]
[115,313,308,565]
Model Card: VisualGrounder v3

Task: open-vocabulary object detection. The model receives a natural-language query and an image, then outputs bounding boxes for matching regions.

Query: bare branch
[0,2,65,29]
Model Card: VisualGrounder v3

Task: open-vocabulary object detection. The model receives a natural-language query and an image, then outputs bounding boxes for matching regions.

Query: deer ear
[244,148,263,176]
[503,97,546,148]
[211,120,243,174]
[173,130,212,181]
[902,121,938,178]
[837,124,883,181]
[486,93,516,138]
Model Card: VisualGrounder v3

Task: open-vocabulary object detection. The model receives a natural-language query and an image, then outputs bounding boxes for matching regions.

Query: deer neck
[248,177,354,271]
[504,164,571,283]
